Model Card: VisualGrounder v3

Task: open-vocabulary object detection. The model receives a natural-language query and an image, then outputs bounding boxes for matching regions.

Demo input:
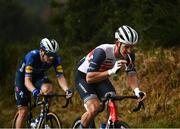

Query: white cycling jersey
[78,44,117,73]
[78,44,136,74]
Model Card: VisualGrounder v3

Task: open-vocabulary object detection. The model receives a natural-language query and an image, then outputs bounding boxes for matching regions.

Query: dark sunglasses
[45,51,56,57]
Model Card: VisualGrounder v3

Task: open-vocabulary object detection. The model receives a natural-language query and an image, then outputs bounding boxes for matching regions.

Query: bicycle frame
[108,99,119,123]
[12,94,71,129]
[35,94,71,128]
[36,96,51,128]
[72,95,144,129]
[100,95,145,128]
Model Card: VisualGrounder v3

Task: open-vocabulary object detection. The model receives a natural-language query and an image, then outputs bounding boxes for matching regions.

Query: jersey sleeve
[53,55,64,77]
[24,52,35,77]
[87,48,106,72]
[125,53,136,73]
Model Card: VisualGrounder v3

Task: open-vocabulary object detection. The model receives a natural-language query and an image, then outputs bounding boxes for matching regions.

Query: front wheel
[12,112,30,128]
[72,117,96,129]
[38,112,62,129]
[72,117,81,129]
[113,121,130,129]
[12,112,19,128]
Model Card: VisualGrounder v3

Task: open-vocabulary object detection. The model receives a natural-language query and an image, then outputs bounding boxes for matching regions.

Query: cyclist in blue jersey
[14,38,73,128]
[75,25,146,128]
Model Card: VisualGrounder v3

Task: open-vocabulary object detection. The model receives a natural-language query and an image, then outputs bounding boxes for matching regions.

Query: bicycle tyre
[12,112,30,128]
[72,117,81,129]
[113,121,130,129]
[38,112,62,129]
[12,112,18,128]
[72,116,96,129]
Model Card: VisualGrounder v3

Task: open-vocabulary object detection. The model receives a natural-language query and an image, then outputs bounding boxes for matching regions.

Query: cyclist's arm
[86,71,109,84]
[24,76,36,92]
[86,48,108,83]
[125,53,139,89]
[24,58,36,92]
[127,71,139,90]
[128,71,146,101]
[53,55,69,91]
[57,75,69,92]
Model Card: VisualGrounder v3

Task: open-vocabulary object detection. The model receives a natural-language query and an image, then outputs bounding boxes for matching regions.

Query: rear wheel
[38,112,62,129]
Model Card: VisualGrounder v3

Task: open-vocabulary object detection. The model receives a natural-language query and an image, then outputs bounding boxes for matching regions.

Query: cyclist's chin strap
[114,42,122,58]
[40,50,45,61]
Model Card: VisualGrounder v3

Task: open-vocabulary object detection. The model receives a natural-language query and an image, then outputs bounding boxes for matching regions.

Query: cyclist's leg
[14,71,31,128]
[95,79,116,99]
[16,106,28,128]
[75,71,100,128]
[14,85,30,128]
[81,98,100,127]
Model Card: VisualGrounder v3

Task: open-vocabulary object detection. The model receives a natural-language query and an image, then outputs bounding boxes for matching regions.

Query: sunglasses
[123,44,134,49]
[45,51,56,57]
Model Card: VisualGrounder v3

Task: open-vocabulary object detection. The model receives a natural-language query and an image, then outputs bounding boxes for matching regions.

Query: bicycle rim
[72,117,81,129]
[38,112,62,129]
[12,112,19,128]
[72,117,96,129]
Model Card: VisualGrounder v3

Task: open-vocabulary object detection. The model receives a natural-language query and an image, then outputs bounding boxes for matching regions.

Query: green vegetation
[50,0,180,46]
[0,0,179,46]
[0,42,179,127]
[0,0,179,128]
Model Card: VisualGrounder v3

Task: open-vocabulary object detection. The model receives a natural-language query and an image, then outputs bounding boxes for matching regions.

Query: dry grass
[0,46,180,127]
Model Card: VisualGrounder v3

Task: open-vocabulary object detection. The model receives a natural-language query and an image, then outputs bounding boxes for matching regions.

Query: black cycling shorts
[14,72,51,107]
[75,70,116,103]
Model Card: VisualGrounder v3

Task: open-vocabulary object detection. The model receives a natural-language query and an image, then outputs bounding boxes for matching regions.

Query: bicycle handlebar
[32,94,72,109]
[99,95,145,112]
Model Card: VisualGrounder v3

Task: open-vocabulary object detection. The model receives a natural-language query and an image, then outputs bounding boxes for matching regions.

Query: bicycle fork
[37,102,49,128]
[106,100,119,128]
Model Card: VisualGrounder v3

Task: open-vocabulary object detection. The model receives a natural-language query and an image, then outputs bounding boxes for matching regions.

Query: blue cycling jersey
[15,49,64,107]
[16,49,64,79]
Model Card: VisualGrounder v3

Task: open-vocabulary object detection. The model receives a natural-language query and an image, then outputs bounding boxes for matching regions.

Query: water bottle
[100,123,106,129]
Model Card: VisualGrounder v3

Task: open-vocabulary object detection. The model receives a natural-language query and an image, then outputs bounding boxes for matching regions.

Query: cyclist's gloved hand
[108,60,127,75]
[65,89,73,99]
[32,89,41,97]
[134,88,146,101]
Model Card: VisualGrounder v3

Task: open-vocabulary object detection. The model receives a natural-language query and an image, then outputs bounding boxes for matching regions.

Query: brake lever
[62,98,71,108]
[132,101,145,112]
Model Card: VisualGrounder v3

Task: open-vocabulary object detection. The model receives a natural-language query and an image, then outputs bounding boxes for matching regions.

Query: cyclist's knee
[41,83,53,95]
[18,106,28,118]
[85,99,100,116]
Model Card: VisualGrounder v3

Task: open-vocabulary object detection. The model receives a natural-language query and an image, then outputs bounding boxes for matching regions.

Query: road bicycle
[72,94,145,129]
[12,94,71,129]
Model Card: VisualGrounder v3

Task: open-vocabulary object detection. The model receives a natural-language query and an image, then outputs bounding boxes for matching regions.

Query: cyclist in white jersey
[75,25,146,128]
